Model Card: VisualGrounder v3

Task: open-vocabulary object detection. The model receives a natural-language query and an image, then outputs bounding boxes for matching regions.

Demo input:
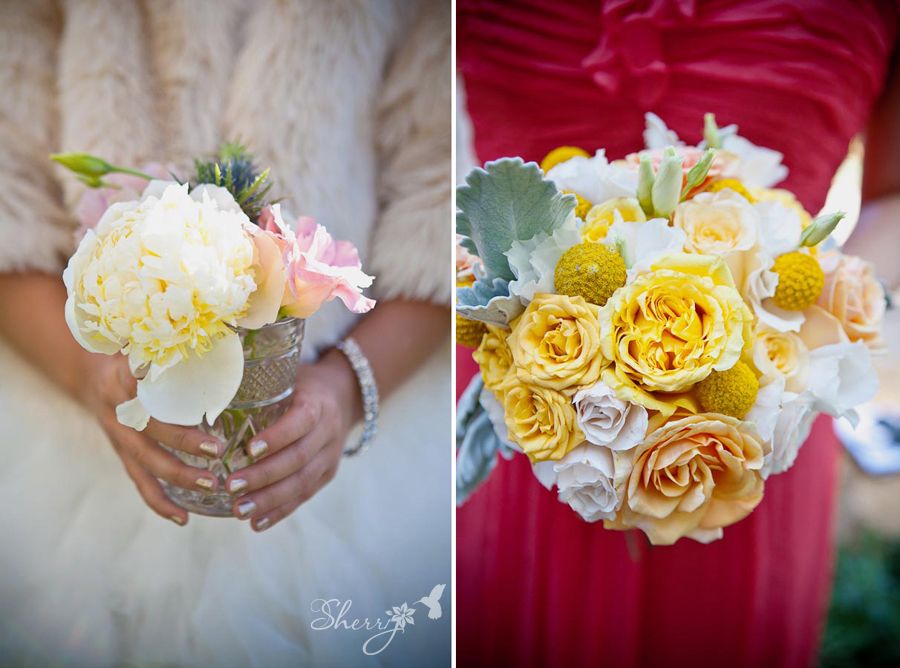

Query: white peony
[64,182,273,429]
[505,212,581,302]
[546,150,637,204]
[572,382,648,450]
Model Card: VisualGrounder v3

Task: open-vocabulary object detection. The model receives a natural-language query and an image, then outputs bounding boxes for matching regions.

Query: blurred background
[820,139,900,666]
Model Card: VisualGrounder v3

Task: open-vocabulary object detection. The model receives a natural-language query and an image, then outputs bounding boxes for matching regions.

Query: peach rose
[606,413,769,545]
[816,251,885,351]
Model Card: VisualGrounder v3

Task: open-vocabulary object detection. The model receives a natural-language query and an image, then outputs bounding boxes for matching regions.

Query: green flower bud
[800,211,845,247]
[681,148,715,198]
[637,156,655,217]
[51,153,114,178]
[651,147,683,218]
[704,113,721,149]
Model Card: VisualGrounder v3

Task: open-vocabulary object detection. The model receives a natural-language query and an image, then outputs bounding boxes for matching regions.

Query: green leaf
[456,158,575,282]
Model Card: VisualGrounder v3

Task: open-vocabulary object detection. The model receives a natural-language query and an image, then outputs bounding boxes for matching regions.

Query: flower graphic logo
[387,603,416,631]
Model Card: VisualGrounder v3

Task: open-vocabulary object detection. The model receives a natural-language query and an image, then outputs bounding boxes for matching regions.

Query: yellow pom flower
[564,190,592,220]
[540,146,589,174]
[694,361,760,419]
[554,242,627,306]
[771,251,825,311]
[456,313,487,348]
[582,197,646,242]
[705,178,756,203]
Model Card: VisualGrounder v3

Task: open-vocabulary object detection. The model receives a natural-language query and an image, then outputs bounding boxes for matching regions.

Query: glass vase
[160,318,304,517]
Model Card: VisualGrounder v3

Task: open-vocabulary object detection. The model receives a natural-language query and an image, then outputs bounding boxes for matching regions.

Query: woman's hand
[224,350,362,532]
[82,353,224,525]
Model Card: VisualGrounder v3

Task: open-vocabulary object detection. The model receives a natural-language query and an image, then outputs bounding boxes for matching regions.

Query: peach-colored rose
[816,251,885,351]
[606,413,769,545]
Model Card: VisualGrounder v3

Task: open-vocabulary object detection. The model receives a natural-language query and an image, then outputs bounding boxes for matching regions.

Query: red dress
[456,2,899,666]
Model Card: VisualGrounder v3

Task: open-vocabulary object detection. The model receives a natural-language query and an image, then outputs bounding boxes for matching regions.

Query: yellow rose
[751,326,809,392]
[673,189,758,255]
[606,413,769,545]
[508,293,603,394]
[582,197,646,242]
[474,324,514,394]
[598,253,752,415]
[502,378,584,462]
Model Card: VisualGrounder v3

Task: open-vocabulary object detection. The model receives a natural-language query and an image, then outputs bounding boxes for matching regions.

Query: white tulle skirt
[0,339,451,667]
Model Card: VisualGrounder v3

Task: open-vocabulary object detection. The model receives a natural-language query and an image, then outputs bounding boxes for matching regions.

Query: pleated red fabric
[456,1,899,665]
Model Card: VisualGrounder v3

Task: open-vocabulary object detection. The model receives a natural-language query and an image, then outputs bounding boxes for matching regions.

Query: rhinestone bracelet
[335,337,379,456]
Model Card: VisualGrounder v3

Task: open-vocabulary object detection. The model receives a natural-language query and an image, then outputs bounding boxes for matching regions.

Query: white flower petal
[189,183,243,213]
[746,376,785,443]
[116,397,150,431]
[506,213,581,302]
[136,331,244,426]
[806,341,878,425]
[546,150,638,203]
[606,218,686,275]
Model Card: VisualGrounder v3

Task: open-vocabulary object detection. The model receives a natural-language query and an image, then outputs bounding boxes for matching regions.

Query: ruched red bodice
[456,2,898,666]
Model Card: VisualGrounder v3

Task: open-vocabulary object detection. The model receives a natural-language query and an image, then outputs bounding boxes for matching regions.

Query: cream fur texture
[0,0,450,307]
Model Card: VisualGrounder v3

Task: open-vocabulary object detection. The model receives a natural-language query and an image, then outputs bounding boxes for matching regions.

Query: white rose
[572,382,648,449]
[554,444,621,522]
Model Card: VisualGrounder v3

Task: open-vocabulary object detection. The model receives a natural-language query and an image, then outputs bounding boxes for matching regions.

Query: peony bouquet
[456,114,883,545]
[56,144,375,513]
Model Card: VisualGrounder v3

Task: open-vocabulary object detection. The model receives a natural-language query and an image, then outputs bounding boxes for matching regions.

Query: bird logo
[416,583,446,620]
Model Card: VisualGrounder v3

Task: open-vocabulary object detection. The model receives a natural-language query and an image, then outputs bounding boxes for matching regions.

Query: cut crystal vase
[160,318,304,517]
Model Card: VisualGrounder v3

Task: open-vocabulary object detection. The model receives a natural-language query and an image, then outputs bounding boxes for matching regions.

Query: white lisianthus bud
[704,112,721,148]
[651,147,683,218]
[637,156,655,216]
[800,211,845,247]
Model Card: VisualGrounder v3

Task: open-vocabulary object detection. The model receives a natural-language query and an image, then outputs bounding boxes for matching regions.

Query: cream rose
[508,293,603,394]
[554,444,620,522]
[817,251,885,351]
[502,379,584,462]
[572,382,648,450]
[673,189,760,256]
[606,413,769,545]
[751,326,809,393]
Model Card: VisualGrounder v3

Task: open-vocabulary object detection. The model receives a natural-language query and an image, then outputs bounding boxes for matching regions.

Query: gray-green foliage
[457,158,575,282]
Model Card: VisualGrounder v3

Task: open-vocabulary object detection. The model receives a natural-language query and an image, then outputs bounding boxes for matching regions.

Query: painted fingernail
[237,500,257,517]
[199,441,219,457]
[255,517,271,531]
[228,478,248,494]
[170,515,186,526]
[249,440,268,458]
[196,477,215,491]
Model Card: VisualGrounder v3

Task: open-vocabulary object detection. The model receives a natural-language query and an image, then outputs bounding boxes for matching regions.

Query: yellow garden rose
[673,189,758,256]
[606,413,769,545]
[474,324,514,394]
[598,253,752,415]
[502,378,584,462]
[508,293,602,394]
[582,197,646,242]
